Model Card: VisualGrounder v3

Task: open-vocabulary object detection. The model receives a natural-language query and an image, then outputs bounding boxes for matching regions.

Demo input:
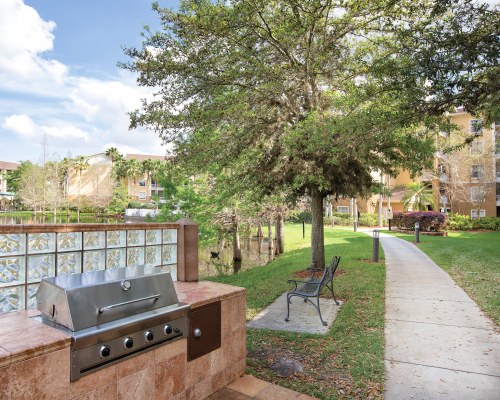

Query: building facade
[0,161,19,211]
[332,112,499,219]
[66,153,167,206]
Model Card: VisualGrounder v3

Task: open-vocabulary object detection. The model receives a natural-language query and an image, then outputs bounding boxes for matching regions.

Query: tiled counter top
[0,309,71,367]
[0,281,247,400]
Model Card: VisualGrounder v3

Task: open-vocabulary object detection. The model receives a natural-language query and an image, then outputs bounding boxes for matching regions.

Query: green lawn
[389,230,500,325]
[207,224,385,399]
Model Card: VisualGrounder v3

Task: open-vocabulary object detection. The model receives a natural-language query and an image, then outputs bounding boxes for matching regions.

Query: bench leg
[327,281,339,305]
[316,296,328,326]
[284,293,292,322]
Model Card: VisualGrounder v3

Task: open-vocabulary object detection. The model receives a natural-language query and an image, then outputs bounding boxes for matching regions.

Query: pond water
[199,237,278,277]
[0,214,122,224]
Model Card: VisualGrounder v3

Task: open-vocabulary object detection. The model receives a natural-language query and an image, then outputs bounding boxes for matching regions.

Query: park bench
[284,256,341,326]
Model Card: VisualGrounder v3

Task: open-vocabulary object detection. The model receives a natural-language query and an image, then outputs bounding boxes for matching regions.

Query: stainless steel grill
[35,266,189,381]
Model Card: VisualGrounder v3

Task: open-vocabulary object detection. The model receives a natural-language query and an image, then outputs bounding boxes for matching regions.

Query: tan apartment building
[332,111,499,219]
[66,153,167,206]
[0,161,19,210]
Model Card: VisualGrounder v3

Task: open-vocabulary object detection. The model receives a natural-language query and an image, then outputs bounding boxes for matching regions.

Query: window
[471,165,484,179]
[471,209,486,220]
[138,191,146,200]
[470,140,483,155]
[139,179,146,187]
[470,187,485,202]
[470,119,482,135]
[337,206,349,213]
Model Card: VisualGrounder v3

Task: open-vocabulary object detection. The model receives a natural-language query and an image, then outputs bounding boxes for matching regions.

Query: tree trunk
[233,209,242,261]
[276,212,284,254]
[256,222,263,238]
[267,221,274,251]
[310,185,325,269]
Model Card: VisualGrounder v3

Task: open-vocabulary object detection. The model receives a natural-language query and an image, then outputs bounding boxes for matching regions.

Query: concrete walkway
[379,232,500,399]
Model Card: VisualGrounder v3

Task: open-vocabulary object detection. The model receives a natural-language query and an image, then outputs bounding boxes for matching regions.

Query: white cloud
[2,114,37,138]
[0,1,166,162]
[0,0,68,94]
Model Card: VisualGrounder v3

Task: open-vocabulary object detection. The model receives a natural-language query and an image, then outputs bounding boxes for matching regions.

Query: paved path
[379,232,500,399]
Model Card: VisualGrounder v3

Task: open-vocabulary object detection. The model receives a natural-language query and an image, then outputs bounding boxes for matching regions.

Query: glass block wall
[0,225,178,313]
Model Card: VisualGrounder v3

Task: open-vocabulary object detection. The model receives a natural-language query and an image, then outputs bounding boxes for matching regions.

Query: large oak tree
[122,0,496,268]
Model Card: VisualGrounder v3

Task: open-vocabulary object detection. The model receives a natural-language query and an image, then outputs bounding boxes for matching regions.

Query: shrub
[392,211,447,232]
[447,214,473,231]
[127,200,143,209]
[359,213,379,227]
[471,216,500,231]
[331,212,353,226]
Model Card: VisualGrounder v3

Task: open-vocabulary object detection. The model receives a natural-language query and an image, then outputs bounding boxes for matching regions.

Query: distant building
[66,153,168,206]
[332,112,499,219]
[0,161,19,210]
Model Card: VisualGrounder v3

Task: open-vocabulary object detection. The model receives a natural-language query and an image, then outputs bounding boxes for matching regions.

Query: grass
[389,230,500,325]
[207,224,386,399]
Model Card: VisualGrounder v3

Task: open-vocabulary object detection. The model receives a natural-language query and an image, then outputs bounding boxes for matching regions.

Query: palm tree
[105,147,124,185]
[402,182,436,211]
[125,158,142,200]
[72,156,90,221]
[150,159,165,198]
[142,159,155,202]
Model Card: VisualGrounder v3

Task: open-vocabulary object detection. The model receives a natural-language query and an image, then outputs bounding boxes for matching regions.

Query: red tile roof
[0,161,20,170]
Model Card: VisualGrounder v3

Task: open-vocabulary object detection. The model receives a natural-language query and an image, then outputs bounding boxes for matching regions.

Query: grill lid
[36,266,180,331]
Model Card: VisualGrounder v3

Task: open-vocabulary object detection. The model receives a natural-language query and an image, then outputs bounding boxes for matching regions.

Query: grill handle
[98,294,161,314]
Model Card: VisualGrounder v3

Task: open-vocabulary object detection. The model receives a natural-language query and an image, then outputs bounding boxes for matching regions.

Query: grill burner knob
[164,325,173,335]
[99,345,111,358]
[144,330,154,342]
[123,337,134,349]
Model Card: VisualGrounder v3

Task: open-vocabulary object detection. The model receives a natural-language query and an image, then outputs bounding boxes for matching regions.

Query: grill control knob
[163,325,173,335]
[123,337,134,349]
[99,345,111,358]
[144,330,154,342]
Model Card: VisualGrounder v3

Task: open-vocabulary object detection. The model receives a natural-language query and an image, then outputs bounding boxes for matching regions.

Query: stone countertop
[0,281,245,368]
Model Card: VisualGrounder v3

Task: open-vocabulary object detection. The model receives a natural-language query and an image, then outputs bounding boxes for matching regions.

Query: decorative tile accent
[145,246,162,267]
[0,256,25,287]
[27,254,55,283]
[162,244,177,264]
[27,284,39,309]
[162,229,177,244]
[57,232,82,252]
[0,286,25,313]
[127,230,145,247]
[0,233,26,256]
[127,247,144,267]
[106,248,126,269]
[27,233,55,254]
[57,252,81,275]
[146,230,161,245]
[83,250,106,272]
[106,231,126,248]
[83,231,105,250]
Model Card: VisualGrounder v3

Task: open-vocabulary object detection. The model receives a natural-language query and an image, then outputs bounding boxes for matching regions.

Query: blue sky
[0,0,178,164]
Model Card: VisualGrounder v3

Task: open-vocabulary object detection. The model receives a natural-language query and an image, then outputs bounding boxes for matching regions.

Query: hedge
[448,214,500,231]
[392,211,447,232]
